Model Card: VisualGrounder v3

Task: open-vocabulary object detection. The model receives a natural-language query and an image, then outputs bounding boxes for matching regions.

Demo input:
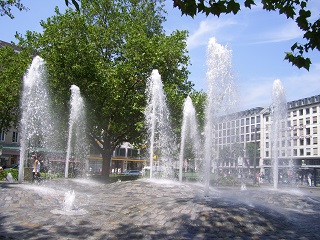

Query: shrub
[0,169,18,181]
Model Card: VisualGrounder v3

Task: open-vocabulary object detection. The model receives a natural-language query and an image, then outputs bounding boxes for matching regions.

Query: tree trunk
[101,148,112,181]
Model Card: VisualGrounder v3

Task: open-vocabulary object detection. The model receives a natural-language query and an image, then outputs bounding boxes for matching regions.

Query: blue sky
[1,0,319,110]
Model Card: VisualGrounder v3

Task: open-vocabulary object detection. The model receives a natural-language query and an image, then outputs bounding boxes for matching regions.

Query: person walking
[307,172,312,186]
[32,157,41,182]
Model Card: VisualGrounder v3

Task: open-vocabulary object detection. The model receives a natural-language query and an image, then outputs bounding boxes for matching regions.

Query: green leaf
[244,0,255,9]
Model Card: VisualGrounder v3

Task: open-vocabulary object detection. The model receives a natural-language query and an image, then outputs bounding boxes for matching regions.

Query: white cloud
[237,62,320,110]
[253,21,303,44]
[187,17,238,50]
[283,62,320,101]
[238,79,273,110]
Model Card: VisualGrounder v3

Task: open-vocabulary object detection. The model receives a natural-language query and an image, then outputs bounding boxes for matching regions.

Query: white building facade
[215,94,320,183]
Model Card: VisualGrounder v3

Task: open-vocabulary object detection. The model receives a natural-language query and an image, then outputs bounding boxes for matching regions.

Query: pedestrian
[307,172,312,186]
[32,157,41,182]
[299,174,303,185]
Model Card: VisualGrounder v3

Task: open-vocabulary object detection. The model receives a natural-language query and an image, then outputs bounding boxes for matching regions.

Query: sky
[1,0,320,111]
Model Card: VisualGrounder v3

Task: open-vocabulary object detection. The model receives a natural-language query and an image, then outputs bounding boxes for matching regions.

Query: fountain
[50,188,88,215]
[144,69,177,179]
[179,96,202,182]
[144,38,237,194]
[19,56,88,183]
[65,85,88,178]
[203,38,237,195]
[270,79,288,189]
[18,56,57,183]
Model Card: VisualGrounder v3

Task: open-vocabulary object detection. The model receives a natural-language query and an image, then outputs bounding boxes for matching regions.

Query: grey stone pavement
[1,178,320,240]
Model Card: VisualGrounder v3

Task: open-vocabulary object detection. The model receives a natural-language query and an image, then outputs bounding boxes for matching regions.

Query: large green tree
[0,46,30,133]
[17,0,192,180]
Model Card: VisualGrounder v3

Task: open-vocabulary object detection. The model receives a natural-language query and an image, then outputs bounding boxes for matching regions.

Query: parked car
[121,170,142,176]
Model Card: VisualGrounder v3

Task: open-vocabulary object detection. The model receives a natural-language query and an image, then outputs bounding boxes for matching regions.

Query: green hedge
[0,169,18,181]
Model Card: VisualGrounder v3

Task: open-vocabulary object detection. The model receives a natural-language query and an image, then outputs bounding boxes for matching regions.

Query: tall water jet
[270,79,287,189]
[203,38,237,195]
[65,85,88,178]
[145,70,176,179]
[19,56,56,183]
[179,96,201,182]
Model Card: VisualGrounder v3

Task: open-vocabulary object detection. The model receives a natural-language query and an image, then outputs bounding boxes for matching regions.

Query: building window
[293,149,297,156]
[300,138,304,146]
[312,107,317,113]
[306,108,310,114]
[313,127,318,134]
[300,149,304,156]
[306,117,310,125]
[266,151,269,157]
[299,109,303,115]
[306,128,311,135]
[246,118,250,125]
[313,116,317,124]
[116,148,126,157]
[12,132,18,143]
[251,116,255,124]
[293,119,297,126]
[293,111,297,117]
[306,148,311,156]
[266,142,269,148]
[313,148,318,156]
[299,119,303,125]
[256,116,260,123]
[306,138,311,145]
[246,134,250,141]
[313,137,318,145]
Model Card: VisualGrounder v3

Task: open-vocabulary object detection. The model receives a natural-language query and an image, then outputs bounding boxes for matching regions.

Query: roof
[0,40,21,52]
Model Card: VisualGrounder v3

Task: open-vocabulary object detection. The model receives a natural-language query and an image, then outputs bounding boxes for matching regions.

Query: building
[87,142,147,174]
[215,94,320,183]
[0,128,20,168]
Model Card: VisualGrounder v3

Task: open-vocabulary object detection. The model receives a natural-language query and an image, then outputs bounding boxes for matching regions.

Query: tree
[172,0,319,70]
[0,46,31,133]
[189,90,206,132]
[17,0,193,180]
[0,0,28,18]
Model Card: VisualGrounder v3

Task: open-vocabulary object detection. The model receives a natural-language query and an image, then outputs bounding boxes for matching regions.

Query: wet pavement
[0,178,320,239]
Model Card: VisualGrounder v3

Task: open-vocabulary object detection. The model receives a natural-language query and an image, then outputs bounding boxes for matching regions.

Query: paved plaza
[0,178,320,239]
